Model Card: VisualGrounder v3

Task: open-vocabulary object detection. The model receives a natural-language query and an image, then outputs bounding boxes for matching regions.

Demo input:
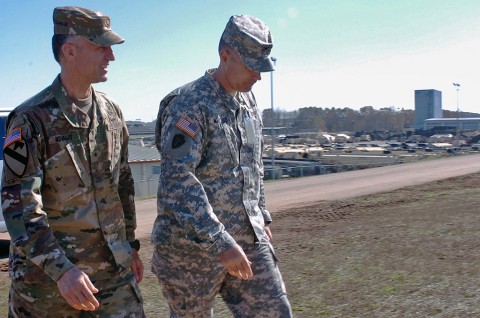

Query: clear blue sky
[1,1,480,121]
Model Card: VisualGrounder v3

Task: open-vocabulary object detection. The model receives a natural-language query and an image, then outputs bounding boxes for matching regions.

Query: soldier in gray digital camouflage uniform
[152,15,293,317]
[1,6,145,317]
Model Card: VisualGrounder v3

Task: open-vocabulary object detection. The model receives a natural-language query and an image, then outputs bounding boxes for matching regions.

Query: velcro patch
[4,128,28,177]
[172,134,186,149]
[4,128,22,148]
[175,117,199,138]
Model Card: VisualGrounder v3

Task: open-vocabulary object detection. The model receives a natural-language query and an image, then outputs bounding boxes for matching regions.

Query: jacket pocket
[106,125,122,170]
[222,123,239,166]
[43,143,89,202]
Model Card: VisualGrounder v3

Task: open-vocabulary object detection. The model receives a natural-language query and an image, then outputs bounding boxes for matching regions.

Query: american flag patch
[176,117,199,138]
[4,128,22,148]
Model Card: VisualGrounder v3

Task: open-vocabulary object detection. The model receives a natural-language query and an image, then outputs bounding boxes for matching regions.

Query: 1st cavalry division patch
[4,127,28,177]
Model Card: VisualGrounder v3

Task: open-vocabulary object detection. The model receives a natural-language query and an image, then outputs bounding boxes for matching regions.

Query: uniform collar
[205,69,241,112]
[52,75,97,128]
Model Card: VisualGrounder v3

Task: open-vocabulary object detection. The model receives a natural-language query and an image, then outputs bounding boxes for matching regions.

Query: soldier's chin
[94,75,109,83]
[240,85,254,92]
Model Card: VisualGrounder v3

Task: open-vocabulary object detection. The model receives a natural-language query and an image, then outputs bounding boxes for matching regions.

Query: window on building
[152,165,161,175]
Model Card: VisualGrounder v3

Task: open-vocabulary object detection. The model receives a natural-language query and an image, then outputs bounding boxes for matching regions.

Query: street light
[453,83,460,146]
[270,57,277,180]
[397,107,404,141]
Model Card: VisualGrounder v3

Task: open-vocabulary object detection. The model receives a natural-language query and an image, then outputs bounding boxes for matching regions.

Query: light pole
[397,107,404,141]
[453,83,460,147]
[270,57,277,180]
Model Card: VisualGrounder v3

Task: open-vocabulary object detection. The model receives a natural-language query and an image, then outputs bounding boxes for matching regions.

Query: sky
[1,1,480,122]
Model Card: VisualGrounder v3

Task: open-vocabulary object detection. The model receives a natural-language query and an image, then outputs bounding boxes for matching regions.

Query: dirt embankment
[1,157,480,317]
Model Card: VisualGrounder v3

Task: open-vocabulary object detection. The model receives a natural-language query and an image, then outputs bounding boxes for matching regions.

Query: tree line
[262,106,479,133]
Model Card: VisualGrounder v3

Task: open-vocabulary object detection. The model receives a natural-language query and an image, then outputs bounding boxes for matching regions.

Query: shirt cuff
[210,230,237,255]
[41,253,76,282]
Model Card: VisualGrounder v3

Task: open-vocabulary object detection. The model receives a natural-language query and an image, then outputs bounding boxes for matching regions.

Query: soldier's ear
[60,42,77,61]
[219,48,229,65]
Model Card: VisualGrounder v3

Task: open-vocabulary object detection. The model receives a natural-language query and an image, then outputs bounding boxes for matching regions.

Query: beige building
[128,144,160,198]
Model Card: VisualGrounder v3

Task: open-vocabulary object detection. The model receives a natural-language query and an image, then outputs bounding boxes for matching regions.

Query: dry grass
[2,173,480,317]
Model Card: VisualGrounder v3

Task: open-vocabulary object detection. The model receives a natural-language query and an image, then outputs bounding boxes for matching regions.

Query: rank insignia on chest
[4,128,28,177]
[175,117,199,138]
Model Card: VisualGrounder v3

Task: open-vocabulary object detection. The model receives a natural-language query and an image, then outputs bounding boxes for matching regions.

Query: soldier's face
[65,37,116,84]
[224,49,261,92]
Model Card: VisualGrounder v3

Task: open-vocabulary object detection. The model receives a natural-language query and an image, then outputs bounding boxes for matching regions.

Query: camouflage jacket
[1,75,137,283]
[152,69,272,255]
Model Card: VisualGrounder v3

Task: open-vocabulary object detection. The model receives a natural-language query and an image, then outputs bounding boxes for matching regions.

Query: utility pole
[453,83,460,147]
[270,57,277,180]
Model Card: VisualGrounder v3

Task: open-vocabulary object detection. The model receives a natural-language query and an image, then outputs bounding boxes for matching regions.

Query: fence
[263,161,397,180]
[134,160,397,197]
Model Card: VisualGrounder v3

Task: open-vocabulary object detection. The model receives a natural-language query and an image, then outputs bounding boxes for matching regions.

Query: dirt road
[2,154,480,317]
[1,153,478,241]
[133,153,480,238]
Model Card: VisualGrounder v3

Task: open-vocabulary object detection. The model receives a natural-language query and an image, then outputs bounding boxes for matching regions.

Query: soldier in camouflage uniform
[152,15,293,317]
[1,7,145,317]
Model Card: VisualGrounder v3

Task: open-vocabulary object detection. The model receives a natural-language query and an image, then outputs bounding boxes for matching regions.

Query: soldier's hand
[57,267,99,311]
[131,249,144,283]
[219,244,253,280]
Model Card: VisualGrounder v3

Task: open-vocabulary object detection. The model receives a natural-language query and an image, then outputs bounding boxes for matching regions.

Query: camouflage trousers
[8,270,145,318]
[152,240,292,318]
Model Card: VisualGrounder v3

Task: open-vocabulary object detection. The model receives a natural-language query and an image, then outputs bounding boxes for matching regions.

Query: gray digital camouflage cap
[53,6,124,46]
[221,15,274,72]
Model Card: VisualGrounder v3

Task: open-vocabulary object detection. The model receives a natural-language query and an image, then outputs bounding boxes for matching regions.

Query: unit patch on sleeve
[175,117,199,138]
[172,134,186,149]
[3,128,28,177]
[4,127,21,148]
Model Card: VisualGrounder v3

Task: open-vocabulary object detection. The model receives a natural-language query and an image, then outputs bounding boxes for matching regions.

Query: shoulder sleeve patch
[4,127,28,178]
[175,117,199,138]
[4,128,22,148]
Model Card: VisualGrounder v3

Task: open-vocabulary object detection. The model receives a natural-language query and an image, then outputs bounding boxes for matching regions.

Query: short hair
[51,34,71,63]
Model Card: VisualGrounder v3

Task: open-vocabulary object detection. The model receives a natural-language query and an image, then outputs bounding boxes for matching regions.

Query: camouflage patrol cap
[53,6,124,46]
[221,15,274,72]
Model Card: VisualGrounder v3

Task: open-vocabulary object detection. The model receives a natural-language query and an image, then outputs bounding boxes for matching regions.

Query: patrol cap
[221,15,274,72]
[53,6,124,46]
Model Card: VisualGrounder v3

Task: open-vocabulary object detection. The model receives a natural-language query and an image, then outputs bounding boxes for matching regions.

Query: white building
[424,117,480,131]
[128,144,160,198]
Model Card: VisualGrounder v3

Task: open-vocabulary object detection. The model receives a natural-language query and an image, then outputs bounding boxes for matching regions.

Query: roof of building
[126,121,156,135]
[426,117,480,121]
[128,144,160,163]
